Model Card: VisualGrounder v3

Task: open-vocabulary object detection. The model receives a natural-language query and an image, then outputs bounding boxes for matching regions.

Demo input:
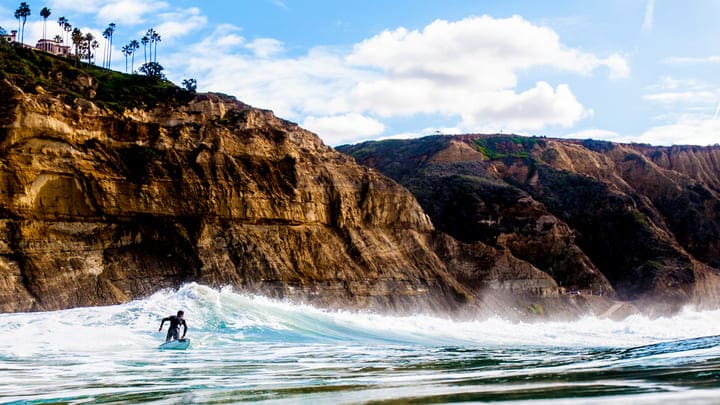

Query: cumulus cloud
[347,15,629,82]
[156,7,207,41]
[631,115,720,146]
[174,15,626,143]
[303,114,385,145]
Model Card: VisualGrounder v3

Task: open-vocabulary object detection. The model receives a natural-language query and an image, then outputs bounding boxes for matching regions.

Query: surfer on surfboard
[159,310,187,342]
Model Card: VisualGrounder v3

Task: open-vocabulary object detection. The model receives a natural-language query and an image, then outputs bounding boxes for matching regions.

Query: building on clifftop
[36,39,71,57]
[1,30,17,44]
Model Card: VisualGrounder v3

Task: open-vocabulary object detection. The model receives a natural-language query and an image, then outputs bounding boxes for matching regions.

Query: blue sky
[1,0,719,146]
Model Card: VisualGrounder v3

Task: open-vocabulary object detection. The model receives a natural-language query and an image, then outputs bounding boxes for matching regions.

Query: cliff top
[0,40,196,113]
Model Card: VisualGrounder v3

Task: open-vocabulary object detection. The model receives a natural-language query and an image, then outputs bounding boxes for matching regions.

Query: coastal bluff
[0,44,567,318]
[1,44,717,319]
[338,135,720,315]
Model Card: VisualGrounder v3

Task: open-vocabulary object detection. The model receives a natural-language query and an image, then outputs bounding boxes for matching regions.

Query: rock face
[0,44,575,317]
[2,45,716,319]
[339,135,720,312]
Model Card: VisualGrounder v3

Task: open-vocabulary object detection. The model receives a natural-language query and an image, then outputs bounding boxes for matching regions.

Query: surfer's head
[177,310,184,318]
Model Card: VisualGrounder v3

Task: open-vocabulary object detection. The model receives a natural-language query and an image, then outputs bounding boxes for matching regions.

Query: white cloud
[155,8,207,41]
[644,90,719,104]
[246,38,284,58]
[642,0,655,32]
[48,0,104,15]
[303,114,385,145]
[347,16,629,82]
[562,128,621,140]
[459,82,589,131]
[663,55,720,65]
[631,115,720,146]
[168,15,630,144]
[645,76,707,92]
[97,0,168,26]
[338,16,625,135]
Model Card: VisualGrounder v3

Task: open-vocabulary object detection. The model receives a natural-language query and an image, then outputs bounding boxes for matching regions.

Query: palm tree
[57,16,66,33]
[107,23,116,69]
[151,31,161,62]
[145,29,155,61]
[141,35,149,64]
[90,39,99,65]
[40,7,51,49]
[102,27,112,68]
[57,16,67,44]
[83,33,95,64]
[121,44,130,73]
[63,22,72,46]
[71,28,83,60]
[53,34,63,44]
[14,11,20,41]
[14,2,31,45]
[129,39,140,72]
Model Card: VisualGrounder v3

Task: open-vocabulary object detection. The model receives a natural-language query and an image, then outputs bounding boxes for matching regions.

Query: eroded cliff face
[0,79,458,312]
[0,47,576,317]
[339,135,720,312]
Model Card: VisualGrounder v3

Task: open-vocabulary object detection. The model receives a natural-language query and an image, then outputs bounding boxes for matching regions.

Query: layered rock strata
[339,135,720,312]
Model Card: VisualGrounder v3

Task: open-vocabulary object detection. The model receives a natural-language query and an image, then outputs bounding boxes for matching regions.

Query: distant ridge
[339,134,720,313]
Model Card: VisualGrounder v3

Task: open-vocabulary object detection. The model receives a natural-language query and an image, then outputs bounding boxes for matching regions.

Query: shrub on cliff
[0,44,193,111]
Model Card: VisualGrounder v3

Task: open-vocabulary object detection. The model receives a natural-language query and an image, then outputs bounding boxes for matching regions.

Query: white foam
[2,283,719,355]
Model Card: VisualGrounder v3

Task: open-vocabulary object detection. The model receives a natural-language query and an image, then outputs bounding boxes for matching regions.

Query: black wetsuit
[160,315,187,341]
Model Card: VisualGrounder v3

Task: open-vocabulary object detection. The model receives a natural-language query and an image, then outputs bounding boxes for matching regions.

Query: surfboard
[159,338,190,350]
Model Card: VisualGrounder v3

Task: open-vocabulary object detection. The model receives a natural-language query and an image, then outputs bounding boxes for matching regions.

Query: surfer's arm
[159,317,169,331]
[181,320,187,338]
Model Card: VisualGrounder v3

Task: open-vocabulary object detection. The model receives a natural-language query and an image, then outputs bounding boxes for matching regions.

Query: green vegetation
[9,3,169,81]
[0,41,194,112]
[473,135,543,160]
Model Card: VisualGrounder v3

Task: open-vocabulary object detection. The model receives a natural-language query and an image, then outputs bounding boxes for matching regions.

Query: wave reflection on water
[1,283,720,404]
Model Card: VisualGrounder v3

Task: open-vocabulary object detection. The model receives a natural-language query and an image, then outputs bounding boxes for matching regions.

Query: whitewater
[2,283,720,404]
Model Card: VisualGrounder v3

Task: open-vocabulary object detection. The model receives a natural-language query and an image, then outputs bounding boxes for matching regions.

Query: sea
[2,283,719,404]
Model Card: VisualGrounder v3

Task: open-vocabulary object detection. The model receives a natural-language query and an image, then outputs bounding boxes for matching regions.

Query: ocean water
[2,284,720,404]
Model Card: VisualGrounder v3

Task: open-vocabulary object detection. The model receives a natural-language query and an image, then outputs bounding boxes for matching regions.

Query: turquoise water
[2,283,720,404]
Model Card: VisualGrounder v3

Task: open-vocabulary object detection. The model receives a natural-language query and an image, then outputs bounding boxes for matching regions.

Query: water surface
[2,283,719,404]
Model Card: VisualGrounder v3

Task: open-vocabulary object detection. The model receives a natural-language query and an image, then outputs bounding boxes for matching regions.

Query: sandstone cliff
[0,43,581,318]
[339,135,720,313]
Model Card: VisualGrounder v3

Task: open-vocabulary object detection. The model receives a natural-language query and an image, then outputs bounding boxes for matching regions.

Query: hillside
[0,42,580,319]
[339,134,720,312]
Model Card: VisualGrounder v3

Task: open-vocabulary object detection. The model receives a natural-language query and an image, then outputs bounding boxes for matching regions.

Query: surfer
[159,310,187,342]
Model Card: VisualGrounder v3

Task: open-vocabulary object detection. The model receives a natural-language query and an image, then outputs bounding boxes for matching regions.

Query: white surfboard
[159,338,190,350]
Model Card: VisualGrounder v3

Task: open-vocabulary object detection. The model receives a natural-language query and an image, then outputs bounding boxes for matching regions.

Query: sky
[1,0,719,147]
